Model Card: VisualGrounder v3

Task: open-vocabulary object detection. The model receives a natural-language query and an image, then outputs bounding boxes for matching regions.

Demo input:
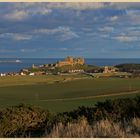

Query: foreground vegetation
[48,118,140,137]
[0,96,140,137]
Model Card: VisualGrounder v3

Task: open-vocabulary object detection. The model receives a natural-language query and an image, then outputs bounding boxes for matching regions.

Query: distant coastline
[0,60,22,63]
[0,58,140,73]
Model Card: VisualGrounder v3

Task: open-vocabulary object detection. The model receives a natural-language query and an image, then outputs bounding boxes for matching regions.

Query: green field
[0,75,140,113]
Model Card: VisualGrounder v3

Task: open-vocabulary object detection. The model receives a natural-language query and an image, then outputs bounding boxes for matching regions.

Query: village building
[21,69,29,73]
[43,64,49,67]
[29,73,35,76]
[103,66,118,73]
[32,64,38,69]
[0,73,6,77]
[19,72,27,76]
[68,69,84,73]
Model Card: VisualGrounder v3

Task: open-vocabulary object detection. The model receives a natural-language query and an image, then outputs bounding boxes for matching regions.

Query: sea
[0,58,140,73]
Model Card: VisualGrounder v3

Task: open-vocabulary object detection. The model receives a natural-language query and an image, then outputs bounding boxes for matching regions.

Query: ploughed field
[0,74,140,112]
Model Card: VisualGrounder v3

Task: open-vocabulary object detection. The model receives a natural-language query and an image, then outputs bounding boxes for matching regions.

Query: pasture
[0,75,140,112]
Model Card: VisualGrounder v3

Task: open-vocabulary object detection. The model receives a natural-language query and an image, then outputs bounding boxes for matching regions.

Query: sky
[1,3,140,58]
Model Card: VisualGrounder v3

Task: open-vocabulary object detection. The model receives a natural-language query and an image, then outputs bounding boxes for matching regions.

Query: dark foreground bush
[55,96,140,124]
[0,96,140,137]
[0,104,52,137]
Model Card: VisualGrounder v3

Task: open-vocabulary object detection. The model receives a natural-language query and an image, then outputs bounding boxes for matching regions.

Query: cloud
[34,26,79,41]
[58,31,79,41]
[98,27,114,32]
[97,25,140,42]
[123,26,140,36]
[3,4,52,21]
[3,3,140,22]
[0,26,79,42]
[100,34,110,38]
[14,3,108,11]
[107,3,140,10]
[0,49,17,53]
[124,9,140,24]
[59,48,68,51]
[4,10,28,21]
[47,3,108,10]
[32,7,52,15]
[13,34,32,41]
[12,3,140,12]
[109,16,119,21]
[20,49,37,52]
[0,33,32,41]
[113,35,139,42]
[4,3,106,22]
[34,28,60,35]
[125,9,140,15]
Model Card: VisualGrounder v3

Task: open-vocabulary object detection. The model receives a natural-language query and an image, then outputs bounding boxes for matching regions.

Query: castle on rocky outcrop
[56,56,84,67]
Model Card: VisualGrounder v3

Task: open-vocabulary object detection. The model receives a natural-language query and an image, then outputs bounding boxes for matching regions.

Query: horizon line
[1,0,140,2]
[0,56,140,59]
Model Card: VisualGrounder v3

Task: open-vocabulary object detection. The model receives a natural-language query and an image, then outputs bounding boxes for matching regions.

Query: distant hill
[115,63,140,73]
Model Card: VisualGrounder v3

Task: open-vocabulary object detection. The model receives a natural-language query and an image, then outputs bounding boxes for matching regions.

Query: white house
[20,72,26,76]
[0,73,6,77]
[29,73,35,76]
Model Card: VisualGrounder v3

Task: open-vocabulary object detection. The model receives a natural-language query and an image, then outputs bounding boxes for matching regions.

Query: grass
[47,118,140,137]
[0,75,140,112]
[0,74,88,87]
[92,72,131,77]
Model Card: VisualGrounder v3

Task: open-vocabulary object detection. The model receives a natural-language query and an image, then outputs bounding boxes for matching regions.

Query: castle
[56,56,84,67]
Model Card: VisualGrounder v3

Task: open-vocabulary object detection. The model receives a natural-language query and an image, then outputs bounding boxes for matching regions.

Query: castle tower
[104,66,109,73]
[32,64,35,68]
[65,56,73,63]
[76,57,84,65]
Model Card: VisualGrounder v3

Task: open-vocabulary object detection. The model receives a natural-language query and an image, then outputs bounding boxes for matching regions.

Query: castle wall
[56,57,84,67]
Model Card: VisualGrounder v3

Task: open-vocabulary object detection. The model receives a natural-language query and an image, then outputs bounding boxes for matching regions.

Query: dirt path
[41,90,140,102]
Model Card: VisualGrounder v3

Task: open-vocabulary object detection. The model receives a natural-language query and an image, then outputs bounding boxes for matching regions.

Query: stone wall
[57,56,84,67]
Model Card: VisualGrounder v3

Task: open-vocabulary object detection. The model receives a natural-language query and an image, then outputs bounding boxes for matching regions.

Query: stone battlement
[56,56,84,67]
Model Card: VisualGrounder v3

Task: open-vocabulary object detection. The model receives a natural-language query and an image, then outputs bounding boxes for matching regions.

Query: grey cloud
[0,33,32,41]
[3,4,52,21]
[11,3,140,12]
[14,3,108,10]
[34,26,79,41]
[4,10,28,21]
[113,35,139,42]
[0,26,79,42]
[98,27,114,32]
[109,16,119,21]
[20,49,37,52]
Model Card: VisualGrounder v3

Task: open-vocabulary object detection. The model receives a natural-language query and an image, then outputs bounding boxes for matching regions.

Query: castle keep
[56,56,84,67]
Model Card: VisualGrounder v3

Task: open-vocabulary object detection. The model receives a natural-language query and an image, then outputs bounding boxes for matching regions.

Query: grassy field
[0,74,140,113]
[0,74,88,87]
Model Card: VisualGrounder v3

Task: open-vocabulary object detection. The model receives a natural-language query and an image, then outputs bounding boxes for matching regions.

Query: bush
[0,104,51,137]
[1,96,140,137]
[55,97,140,124]
[115,64,140,73]
[47,117,140,138]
